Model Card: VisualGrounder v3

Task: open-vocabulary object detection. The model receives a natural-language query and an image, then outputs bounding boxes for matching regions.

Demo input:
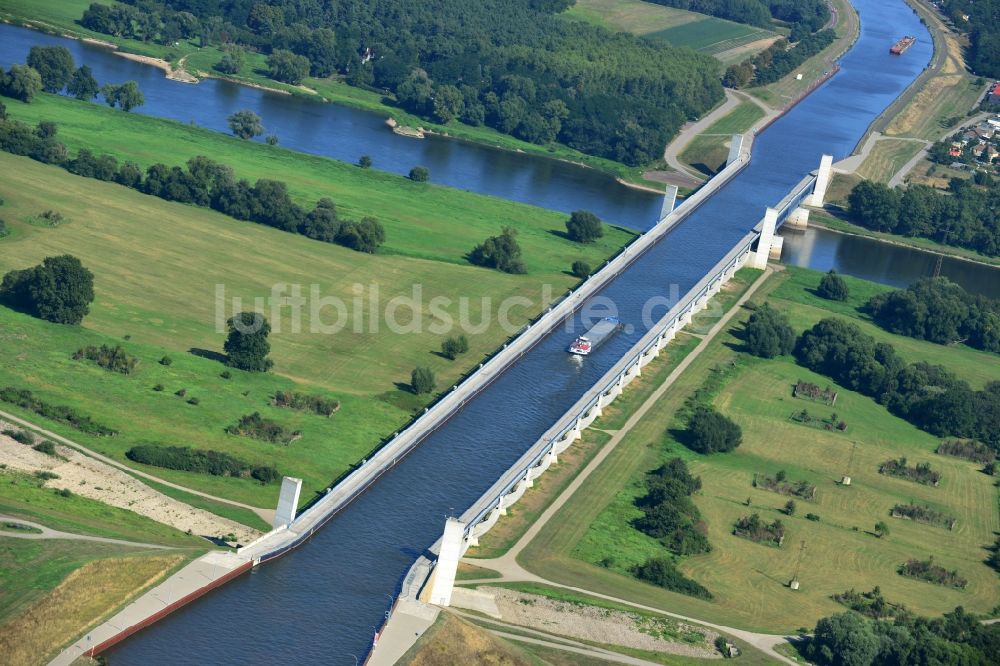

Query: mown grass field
[855,139,926,183]
[0,148,633,509]
[516,266,1000,633]
[679,101,765,175]
[0,538,187,665]
[566,0,778,63]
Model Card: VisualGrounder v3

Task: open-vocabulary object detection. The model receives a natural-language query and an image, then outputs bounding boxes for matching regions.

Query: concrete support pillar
[786,206,810,228]
[807,154,833,207]
[429,517,466,606]
[272,476,302,529]
[770,235,784,260]
[659,185,678,221]
[727,134,745,166]
[752,207,778,269]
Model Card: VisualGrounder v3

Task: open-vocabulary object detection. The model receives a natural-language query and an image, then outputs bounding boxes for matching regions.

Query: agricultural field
[0,538,188,665]
[512,266,1000,633]
[0,107,632,512]
[566,0,778,65]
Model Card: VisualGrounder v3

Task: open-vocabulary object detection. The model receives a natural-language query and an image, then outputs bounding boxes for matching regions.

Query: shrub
[225,412,299,444]
[153,384,164,392]
[685,406,742,454]
[440,335,470,360]
[831,587,904,619]
[0,219,8,238]
[733,513,785,546]
[3,428,34,445]
[468,226,526,274]
[220,371,232,379]
[898,557,967,588]
[33,440,57,456]
[890,503,956,530]
[936,439,994,464]
[878,457,941,486]
[755,471,816,499]
[0,386,117,436]
[806,513,820,521]
[816,269,849,301]
[411,366,436,394]
[358,155,372,168]
[159,355,172,366]
[633,458,711,556]
[408,165,429,182]
[126,443,278,483]
[73,345,139,374]
[632,557,712,599]
[571,260,591,278]
[272,390,340,416]
[55,488,73,498]
[35,470,59,481]
[187,397,200,405]
[565,210,603,243]
[783,500,796,515]
[175,388,187,397]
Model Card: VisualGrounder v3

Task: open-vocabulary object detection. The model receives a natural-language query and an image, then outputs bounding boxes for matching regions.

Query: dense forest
[647,0,829,32]
[847,179,1000,257]
[78,0,726,165]
[942,0,1000,78]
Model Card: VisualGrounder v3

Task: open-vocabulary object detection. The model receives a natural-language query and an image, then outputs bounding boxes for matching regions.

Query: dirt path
[0,514,175,550]
[460,266,799,665]
[0,409,274,525]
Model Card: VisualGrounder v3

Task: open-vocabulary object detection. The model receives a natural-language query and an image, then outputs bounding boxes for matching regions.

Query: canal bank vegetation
[0,538,190,666]
[0,150,631,511]
[511,266,1000,633]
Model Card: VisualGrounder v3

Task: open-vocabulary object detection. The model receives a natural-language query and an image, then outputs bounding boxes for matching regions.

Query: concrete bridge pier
[727,134,745,166]
[272,477,302,529]
[660,184,679,221]
[807,154,833,207]
[785,206,810,228]
[428,517,466,606]
[752,208,778,269]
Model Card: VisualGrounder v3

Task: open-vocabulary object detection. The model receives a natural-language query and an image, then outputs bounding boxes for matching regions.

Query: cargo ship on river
[890,36,916,55]
[568,317,622,355]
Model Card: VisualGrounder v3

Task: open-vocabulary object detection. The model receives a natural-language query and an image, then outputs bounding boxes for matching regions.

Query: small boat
[568,316,622,356]
[890,36,915,55]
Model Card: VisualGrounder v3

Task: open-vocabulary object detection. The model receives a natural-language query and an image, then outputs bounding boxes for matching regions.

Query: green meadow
[0,118,631,511]
[515,266,1000,633]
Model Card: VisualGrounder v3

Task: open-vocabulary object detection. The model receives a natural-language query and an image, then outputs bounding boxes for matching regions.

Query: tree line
[942,0,1000,78]
[847,179,1000,257]
[647,0,829,32]
[0,111,386,254]
[79,0,725,166]
[723,28,836,89]
[1,45,142,110]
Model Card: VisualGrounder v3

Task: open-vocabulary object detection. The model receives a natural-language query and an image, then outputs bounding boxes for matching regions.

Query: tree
[0,255,95,325]
[358,155,372,169]
[336,217,385,253]
[215,45,245,75]
[571,260,591,278]
[565,210,604,243]
[267,49,310,85]
[227,110,264,140]
[3,64,43,102]
[432,84,464,123]
[817,269,849,301]
[743,303,795,358]
[469,226,526,274]
[409,166,430,182]
[441,335,469,360]
[784,500,796,515]
[102,81,144,111]
[223,312,273,372]
[874,521,889,538]
[848,181,901,233]
[411,366,436,394]
[67,65,99,100]
[27,46,75,93]
[806,612,879,666]
[685,406,742,454]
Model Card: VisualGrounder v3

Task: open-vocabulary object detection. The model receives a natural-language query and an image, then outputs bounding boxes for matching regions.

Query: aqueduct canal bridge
[91,0,934,663]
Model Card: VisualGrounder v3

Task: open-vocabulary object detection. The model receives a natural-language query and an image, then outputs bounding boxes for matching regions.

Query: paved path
[887,111,992,187]
[662,89,743,181]
[0,514,175,550]
[459,266,798,665]
[0,409,275,523]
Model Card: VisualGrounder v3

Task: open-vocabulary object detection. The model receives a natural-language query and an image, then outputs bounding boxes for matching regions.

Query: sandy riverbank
[113,51,199,83]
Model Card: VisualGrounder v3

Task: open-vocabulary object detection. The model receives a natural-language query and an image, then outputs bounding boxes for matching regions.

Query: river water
[0,3,989,663]
[1,19,998,299]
